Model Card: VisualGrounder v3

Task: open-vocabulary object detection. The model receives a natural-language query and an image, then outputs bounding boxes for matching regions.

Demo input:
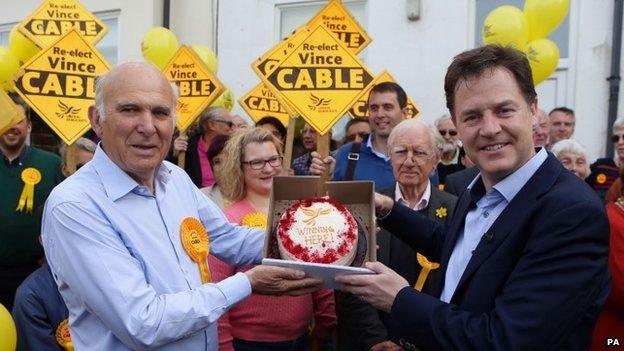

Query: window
[474,0,569,58]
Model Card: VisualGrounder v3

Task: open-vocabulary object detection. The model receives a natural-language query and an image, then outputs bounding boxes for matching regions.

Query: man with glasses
[435,115,464,186]
[532,109,550,148]
[342,118,370,145]
[336,119,457,351]
[172,106,234,188]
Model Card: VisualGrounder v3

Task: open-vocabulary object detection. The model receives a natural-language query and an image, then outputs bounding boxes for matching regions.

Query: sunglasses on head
[438,129,457,136]
[612,134,624,143]
[213,119,234,128]
[345,132,368,142]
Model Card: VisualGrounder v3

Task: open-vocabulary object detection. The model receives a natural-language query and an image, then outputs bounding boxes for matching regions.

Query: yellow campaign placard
[307,0,371,54]
[14,29,110,145]
[0,89,24,135]
[18,0,108,49]
[163,45,225,133]
[252,27,311,117]
[265,25,374,135]
[347,70,421,120]
[238,82,291,127]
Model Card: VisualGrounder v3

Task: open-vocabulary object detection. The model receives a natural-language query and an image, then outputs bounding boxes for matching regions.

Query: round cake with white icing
[276,197,358,265]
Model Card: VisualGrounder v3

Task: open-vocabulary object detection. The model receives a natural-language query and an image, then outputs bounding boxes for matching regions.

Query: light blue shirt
[366,132,391,161]
[440,148,548,303]
[42,146,265,350]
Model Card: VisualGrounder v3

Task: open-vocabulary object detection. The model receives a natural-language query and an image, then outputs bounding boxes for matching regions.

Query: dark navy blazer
[379,154,610,351]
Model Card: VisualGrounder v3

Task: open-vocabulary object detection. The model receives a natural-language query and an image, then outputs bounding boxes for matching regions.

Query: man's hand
[335,261,408,313]
[172,135,189,156]
[370,340,403,351]
[374,193,394,217]
[309,151,336,176]
[245,265,322,296]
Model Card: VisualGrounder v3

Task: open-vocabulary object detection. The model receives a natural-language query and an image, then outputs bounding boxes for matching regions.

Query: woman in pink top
[213,127,336,351]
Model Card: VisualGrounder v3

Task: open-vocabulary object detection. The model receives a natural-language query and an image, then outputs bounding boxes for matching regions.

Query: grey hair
[388,119,445,159]
[551,138,590,177]
[94,61,180,124]
[197,107,229,133]
[434,114,452,128]
[59,137,97,165]
[613,117,624,131]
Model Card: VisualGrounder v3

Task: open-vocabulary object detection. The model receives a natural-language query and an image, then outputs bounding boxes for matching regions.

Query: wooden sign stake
[283,118,296,170]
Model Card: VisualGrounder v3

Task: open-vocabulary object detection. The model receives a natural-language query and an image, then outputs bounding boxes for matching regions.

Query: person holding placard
[0,93,63,310]
[42,62,321,351]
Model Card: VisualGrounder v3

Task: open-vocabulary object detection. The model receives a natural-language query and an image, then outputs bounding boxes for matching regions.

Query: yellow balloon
[0,303,17,351]
[191,45,218,73]
[0,47,21,92]
[527,39,559,85]
[482,5,529,51]
[9,25,40,66]
[141,27,179,69]
[211,88,234,111]
[524,0,569,41]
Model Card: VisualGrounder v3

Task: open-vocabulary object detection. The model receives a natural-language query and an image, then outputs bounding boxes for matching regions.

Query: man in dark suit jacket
[336,45,609,351]
[444,166,479,196]
[335,119,457,351]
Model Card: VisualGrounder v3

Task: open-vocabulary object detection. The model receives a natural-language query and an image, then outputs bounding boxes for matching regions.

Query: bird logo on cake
[301,206,331,226]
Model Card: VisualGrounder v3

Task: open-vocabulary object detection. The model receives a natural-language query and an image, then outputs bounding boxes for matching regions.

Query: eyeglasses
[242,155,283,170]
[345,132,368,142]
[612,134,624,143]
[213,119,234,128]
[438,129,457,137]
[391,145,434,164]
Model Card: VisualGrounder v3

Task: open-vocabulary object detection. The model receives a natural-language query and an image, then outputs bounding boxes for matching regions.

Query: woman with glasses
[587,117,624,201]
[209,127,336,351]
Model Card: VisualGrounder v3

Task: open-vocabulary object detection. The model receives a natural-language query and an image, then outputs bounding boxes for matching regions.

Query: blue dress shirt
[440,148,548,303]
[42,146,265,350]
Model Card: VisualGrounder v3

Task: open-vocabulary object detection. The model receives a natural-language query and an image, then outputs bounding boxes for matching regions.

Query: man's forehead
[368,91,398,104]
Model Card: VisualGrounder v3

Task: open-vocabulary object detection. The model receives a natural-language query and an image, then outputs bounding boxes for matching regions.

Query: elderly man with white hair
[551,139,590,180]
[41,62,320,351]
[335,119,458,351]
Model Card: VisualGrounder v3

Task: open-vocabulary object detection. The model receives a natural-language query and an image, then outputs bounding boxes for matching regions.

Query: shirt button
[483,211,489,218]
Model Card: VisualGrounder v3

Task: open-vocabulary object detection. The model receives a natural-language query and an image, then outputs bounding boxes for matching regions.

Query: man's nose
[136,112,157,135]
[480,113,502,137]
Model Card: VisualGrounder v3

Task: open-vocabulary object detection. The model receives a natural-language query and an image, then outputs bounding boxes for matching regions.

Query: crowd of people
[0,44,622,351]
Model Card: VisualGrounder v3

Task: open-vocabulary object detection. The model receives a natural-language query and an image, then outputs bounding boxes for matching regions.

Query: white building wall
[0,0,622,161]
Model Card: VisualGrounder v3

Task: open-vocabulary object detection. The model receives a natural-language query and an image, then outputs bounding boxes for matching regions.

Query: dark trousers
[233,333,310,351]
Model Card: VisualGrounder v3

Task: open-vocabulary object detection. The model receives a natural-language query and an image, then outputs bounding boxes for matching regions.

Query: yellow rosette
[15,167,41,213]
[180,217,211,283]
[55,319,73,351]
[415,253,440,292]
[241,212,268,229]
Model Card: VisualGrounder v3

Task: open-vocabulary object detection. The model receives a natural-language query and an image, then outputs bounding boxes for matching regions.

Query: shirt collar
[365,133,390,161]
[92,144,172,201]
[1,145,31,167]
[395,181,432,211]
[468,147,548,203]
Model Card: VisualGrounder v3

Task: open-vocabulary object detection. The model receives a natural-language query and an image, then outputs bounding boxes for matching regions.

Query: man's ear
[88,105,103,137]
[529,99,538,121]
[401,107,409,119]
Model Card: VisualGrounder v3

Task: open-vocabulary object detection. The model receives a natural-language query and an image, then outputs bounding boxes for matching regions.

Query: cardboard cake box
[262,176,376,288]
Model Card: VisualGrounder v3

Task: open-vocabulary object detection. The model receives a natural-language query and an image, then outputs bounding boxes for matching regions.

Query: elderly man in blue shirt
[42,62,319,351]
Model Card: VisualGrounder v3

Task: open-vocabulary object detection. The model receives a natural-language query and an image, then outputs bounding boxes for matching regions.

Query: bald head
[94,62,179,123]
[532,109,549,148]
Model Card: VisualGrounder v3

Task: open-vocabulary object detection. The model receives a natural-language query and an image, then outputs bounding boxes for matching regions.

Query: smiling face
[613,126,624,162]
[242,141,283,197]
[532,109,550,147]
[549,110,575,144]
[452,67,536,188]
[0,108,30,156]
[89,63,175,186]
[367,91,406,138]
